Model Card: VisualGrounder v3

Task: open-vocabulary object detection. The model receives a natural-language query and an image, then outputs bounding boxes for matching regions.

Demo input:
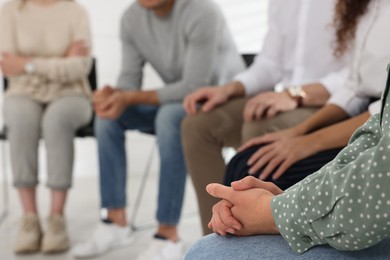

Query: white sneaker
[71,222,133,258]
[136,237,184,260]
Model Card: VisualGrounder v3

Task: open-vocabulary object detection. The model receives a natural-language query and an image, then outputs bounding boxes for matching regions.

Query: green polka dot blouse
[271,72,390,254]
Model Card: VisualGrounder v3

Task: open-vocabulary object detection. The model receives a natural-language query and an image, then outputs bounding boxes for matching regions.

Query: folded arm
[272,114,390,254]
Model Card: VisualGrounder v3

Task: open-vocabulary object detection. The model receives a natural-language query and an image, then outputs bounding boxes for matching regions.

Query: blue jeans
[95,103,187,225]
[185,234,390,260]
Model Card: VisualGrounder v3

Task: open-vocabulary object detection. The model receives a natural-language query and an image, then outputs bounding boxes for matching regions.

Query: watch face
[25,63,35,74]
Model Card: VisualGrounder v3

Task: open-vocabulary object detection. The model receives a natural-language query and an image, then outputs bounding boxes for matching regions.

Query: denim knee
[155,103,186,135]
[94,117,123,140]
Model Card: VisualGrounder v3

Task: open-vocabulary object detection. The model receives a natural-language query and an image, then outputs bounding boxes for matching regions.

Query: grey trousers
[181,97,319,234]
[3,95,92,190]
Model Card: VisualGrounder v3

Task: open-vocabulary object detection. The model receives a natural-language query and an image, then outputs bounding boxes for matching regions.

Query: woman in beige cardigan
[0,0,92,254]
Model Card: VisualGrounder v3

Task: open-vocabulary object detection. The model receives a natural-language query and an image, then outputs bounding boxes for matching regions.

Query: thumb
[206,183,235,202]
[231,176,266,191]
[1,52,9,58]
[102,84,112,91]
[232,176,284,195]
[102,85,115,96]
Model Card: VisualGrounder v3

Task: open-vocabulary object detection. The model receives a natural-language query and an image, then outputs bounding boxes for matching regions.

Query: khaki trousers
[181,97,319,234]
[4,95,92,190]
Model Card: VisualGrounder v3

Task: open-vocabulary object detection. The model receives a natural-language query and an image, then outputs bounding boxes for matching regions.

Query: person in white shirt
[223,0,388,189]
[182,0,350,235]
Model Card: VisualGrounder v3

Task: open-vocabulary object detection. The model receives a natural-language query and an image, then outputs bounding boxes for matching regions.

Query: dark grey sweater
[117,0,245,103]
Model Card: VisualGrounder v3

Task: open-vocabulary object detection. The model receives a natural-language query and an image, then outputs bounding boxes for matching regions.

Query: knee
[184,244,200,260]
[94,116,122,139]
[42,113,69,136]
[155,104,185,134]
[184,235,218,260]
[43,107,91,138]
[242,120,270,143]
[181,113,214,144]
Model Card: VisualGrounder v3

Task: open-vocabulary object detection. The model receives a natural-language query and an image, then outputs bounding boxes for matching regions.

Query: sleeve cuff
[233,72,260,96]
[318,68,348,96]
[271,184,326,254]
[328,88,370,116]
[233,69,275,96]
[368,100,381,115]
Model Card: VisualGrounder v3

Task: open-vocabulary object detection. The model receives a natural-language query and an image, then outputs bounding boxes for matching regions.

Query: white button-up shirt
[328,0,390,116]
[234,0,348,96]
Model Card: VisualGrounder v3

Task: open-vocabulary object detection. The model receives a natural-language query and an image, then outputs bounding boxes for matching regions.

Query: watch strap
[287,86,307,107]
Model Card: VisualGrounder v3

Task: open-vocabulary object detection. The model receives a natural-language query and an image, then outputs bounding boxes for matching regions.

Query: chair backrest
[77,58,97,137]
[88,58,98,92]
[241,54,256,68]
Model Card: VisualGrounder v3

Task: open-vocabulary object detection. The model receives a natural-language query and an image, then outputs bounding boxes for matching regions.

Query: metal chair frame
[129,138,158,231]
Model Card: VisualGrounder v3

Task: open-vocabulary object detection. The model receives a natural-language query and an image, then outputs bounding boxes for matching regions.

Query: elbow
[59,58,92,83]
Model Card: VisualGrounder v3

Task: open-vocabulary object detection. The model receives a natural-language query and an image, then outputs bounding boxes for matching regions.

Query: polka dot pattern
[271,110,390,254]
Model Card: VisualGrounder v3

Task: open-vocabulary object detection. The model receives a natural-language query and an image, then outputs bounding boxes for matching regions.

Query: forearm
[301,83,330,107]
[223,81,246,99]
[272,114,389,254]
[32,56,92,83]
[124,90,159,105]
[294,104,350,135]
[304,111,371,153]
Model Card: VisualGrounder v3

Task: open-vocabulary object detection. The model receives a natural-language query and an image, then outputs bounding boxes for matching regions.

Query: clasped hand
[93,85,128,120]
[207,176,282,236]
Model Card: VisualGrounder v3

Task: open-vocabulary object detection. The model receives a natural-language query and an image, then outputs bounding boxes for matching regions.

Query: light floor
[0,133,203,260]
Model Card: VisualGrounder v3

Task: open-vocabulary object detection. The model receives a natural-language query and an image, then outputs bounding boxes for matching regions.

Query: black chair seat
[75,125,94,138]
[0,130,6,140]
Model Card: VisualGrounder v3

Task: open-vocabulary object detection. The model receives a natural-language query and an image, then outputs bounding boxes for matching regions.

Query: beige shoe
[41,214,70,253]
[14,213,42,254]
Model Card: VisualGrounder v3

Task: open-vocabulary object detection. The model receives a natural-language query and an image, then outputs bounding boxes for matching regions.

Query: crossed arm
[0,41,89,78]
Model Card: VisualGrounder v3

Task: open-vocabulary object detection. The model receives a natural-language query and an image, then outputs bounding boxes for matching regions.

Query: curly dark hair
[333,0,373,57]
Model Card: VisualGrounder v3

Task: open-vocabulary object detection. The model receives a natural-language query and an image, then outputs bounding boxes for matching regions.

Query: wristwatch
[24,62,35,74]
[287,85,307,107]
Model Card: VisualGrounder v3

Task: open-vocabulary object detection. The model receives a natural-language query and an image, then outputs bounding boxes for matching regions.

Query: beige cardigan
[0,0,92,103]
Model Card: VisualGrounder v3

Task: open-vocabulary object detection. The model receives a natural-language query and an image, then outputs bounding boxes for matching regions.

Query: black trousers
[224,145,342,190]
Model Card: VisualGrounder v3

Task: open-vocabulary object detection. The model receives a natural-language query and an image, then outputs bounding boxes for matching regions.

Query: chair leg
[129,140,157,231]
[0,141,9,226]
